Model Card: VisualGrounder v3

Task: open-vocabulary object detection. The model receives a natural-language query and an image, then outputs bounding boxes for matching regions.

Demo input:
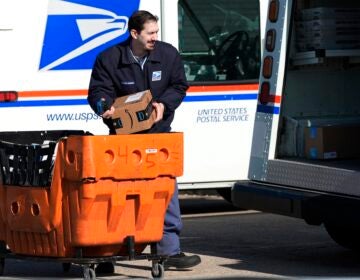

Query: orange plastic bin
[0,131,183,278]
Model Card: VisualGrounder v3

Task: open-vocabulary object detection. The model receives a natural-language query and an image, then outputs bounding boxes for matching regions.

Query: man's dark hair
[128,10,159,33]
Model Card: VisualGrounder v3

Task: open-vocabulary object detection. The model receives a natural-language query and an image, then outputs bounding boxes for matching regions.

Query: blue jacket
[88,38,188,134]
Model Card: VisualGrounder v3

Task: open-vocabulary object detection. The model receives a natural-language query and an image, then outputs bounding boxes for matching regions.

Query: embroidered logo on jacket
[152,71,162,81]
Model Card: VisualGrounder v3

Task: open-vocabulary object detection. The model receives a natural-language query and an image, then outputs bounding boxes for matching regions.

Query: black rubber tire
[324,223,360,251]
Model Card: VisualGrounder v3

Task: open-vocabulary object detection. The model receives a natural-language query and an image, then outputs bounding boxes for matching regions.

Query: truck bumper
[231,181,360,226]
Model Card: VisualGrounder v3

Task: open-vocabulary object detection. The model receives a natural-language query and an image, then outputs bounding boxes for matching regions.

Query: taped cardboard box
[111,90,156,134]
[304,125,360,159]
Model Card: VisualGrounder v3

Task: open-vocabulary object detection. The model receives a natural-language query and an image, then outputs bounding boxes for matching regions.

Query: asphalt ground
[1,192,360,279]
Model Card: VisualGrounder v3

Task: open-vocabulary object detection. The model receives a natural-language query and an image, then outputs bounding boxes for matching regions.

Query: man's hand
[152,102,165,123]
[101,106,115,119]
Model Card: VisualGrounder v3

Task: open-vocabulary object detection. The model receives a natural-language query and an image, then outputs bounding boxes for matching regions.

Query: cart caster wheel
[83,265,96,280]
[0,258,4,276]
[62,262,71,272]
[151,262,164,279]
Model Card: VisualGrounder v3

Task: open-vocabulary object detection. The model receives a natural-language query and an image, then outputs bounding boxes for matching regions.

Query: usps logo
[39,0,140,71]
[152,71,162,81]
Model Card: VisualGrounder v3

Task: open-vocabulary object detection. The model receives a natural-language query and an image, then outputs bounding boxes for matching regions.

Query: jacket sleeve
[157,50,188,113]
[87,54,116,115]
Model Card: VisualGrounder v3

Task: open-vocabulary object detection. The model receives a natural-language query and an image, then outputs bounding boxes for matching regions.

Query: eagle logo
[40,0,140,70]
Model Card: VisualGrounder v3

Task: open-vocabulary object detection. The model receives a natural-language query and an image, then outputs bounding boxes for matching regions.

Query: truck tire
[324,223,360,251]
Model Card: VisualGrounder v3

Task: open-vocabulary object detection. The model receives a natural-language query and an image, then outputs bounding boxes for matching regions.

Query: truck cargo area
[234,0,360,251]
[269,0,360,197]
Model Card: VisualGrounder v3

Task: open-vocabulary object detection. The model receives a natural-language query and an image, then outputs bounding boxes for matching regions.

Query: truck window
[178,0,260,83]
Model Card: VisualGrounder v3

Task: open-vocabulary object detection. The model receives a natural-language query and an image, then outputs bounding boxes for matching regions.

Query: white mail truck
[0,0,267,201]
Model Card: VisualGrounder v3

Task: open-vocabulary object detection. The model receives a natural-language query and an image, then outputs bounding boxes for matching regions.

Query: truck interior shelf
[291,49,360,66]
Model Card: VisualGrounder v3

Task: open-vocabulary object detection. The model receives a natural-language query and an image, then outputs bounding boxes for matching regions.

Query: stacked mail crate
[0,131,183,257]
[295,7,360,51]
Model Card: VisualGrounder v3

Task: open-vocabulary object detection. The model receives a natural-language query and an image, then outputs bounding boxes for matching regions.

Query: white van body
[0,0,265,194]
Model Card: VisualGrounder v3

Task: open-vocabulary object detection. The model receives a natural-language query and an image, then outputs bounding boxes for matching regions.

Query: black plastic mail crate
[0,130,89,187]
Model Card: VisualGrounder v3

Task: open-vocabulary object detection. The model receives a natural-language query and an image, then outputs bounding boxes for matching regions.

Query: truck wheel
[324,224,360,251]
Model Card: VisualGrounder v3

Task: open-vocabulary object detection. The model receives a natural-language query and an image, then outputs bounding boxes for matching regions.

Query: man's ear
[130,29,138,39]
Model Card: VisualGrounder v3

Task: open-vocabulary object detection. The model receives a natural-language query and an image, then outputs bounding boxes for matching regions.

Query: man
[87,10,201,274]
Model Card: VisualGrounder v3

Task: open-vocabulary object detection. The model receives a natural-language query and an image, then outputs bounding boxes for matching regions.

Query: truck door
[247,0,293,182]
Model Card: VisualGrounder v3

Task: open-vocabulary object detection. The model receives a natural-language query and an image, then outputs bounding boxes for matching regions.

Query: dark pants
[157,182,183,256]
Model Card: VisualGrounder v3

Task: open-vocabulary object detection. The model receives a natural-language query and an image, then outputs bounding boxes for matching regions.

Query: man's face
[135,20,159,51]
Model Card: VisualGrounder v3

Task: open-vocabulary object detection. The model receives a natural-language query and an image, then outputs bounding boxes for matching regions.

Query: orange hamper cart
[0,130,183,279]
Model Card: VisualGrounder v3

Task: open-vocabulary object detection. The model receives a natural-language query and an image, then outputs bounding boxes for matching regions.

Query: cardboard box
[304,125,360,159]
[111,90,156,134]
